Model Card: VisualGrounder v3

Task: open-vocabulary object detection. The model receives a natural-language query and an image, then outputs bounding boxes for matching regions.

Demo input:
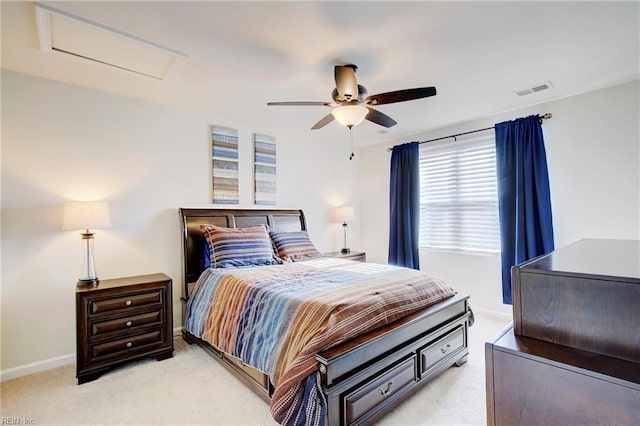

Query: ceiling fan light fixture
[267,65,436,130]
[331,105,368,127]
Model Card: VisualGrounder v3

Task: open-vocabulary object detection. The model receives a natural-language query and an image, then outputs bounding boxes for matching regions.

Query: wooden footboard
[182,294,470,426]
[318,293,470,425]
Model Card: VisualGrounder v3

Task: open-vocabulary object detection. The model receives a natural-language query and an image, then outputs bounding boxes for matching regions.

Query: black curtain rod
[387,112,552,152]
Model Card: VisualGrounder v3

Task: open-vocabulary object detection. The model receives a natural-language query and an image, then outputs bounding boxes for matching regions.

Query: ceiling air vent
[515,81,554,97]
[34,2,188,80]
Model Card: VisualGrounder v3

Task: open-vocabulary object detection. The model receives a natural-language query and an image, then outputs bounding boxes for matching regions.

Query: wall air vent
[34,2,188,80]
[515,81,554,97]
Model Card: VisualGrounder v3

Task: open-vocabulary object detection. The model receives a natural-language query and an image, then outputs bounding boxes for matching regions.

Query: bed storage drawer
[419,325,465,376]
[343,355,417,425]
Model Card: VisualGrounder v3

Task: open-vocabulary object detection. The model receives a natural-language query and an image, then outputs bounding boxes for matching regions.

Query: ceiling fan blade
[311,113,335,130]
[267,101,334,106]
[334,65,358,101]
[364,87,437,105]
[365,107,397,128]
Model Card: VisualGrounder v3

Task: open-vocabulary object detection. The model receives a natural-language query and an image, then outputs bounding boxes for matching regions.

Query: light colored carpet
[0,311,510,425]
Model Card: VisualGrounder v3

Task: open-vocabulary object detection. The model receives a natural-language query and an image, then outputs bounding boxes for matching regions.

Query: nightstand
[323,251,366,262]
[76,273,174,384]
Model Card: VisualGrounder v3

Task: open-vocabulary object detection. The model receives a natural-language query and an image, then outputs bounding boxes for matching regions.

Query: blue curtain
[388,142,420,269]
[495,115,554,304]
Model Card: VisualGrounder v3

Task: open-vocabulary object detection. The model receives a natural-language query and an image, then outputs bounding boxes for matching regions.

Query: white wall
[3,71,638,376]
[0,70,360,374]
[359,80,640,315]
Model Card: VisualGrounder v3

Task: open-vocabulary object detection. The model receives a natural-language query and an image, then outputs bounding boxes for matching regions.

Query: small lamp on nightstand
[333,206,355,254]
[63,201,111,286]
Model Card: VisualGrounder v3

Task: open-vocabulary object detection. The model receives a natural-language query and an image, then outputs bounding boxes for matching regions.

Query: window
[419,135,500,253]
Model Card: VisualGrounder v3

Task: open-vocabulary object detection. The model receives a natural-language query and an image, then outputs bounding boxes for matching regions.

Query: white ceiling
[2,1,639,146]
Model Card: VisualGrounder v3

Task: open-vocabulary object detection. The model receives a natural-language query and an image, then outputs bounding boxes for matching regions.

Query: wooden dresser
[76,273,174,384]
[486,239,640,425]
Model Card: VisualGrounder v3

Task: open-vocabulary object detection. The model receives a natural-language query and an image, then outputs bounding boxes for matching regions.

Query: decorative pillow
[203,241,212,269]
[270,230,322,262]
[201,224,277,268]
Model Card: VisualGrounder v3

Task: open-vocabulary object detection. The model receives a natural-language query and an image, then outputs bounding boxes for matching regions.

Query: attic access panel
[34,2,188,80]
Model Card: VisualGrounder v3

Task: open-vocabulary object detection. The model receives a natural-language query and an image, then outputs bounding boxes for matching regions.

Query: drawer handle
[378,381,394,397]
[126,342,133,348]
[126,321,132,327]
[125,300,132,306]
[440,344,451,354]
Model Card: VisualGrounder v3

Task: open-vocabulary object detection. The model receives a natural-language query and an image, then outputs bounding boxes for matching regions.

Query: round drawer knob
[125,300,132,306]
[126,321,132,327]
[126,342,133,348]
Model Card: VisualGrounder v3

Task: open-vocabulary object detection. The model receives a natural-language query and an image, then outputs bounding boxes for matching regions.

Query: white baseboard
[2,327,186,382]
[1,353,75,382]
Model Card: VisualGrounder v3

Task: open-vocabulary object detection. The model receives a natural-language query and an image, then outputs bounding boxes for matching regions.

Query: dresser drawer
[90,330,163,359]
[419,326,465,375]
[89,289,162,315]
[91,310,163,337]
[344,355,417,425]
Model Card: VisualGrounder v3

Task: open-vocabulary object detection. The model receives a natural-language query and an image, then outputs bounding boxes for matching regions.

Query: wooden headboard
[178,208,307,299]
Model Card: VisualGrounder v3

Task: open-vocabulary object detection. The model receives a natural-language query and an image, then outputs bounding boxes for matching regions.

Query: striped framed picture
[254,133,276,205]
[211,125,239,204]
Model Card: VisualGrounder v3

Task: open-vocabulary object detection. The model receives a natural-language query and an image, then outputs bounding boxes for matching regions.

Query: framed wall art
[253,133,276,205]
[211,125,239,204]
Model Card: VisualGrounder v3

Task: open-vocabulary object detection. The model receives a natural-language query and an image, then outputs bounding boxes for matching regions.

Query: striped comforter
[185,257,455,425]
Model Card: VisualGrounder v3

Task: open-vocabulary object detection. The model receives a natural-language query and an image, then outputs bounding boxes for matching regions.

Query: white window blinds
[419,135,500,252]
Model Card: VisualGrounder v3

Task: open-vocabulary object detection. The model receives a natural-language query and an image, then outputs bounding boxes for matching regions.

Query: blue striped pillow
[201,224,277,268]
[270,230,322,262]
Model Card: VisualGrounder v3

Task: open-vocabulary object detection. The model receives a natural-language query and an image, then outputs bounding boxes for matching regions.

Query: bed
[179,208,472,426]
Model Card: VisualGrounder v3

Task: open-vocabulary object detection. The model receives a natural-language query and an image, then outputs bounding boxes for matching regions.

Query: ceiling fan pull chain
[349,126,355,160]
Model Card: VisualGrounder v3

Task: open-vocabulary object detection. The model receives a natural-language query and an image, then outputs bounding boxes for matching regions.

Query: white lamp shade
[333,206,355,223]
[331,106,368,127]
[63,201,112,230]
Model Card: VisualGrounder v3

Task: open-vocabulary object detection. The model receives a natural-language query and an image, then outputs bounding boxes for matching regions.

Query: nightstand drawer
[91,330,163,359]
[89,290,162,315]
[91,310,163,337]
[419,326,465,375]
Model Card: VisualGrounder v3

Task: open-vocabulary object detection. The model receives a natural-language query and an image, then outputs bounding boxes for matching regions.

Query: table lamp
[63,201,111,286]
[333,206,355,254]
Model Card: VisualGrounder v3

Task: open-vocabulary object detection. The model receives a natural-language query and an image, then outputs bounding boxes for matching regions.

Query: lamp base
[341,248,351,254]
[77,278,99,287]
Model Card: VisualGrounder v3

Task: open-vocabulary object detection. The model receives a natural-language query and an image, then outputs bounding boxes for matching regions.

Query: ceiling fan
[267,64,437,130]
